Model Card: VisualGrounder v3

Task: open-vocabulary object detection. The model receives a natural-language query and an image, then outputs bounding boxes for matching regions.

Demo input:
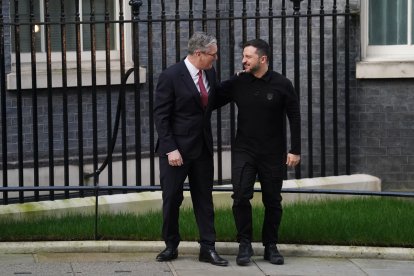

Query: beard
[243,62,260,74]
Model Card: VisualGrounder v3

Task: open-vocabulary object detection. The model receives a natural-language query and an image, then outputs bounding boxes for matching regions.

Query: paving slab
[256,257,367,276]
[71,262,172,276]
[1,242,414,276]
[350,258,414,276]
[1,263,73,276]
[170,255,265,276]
[0,253,35,265]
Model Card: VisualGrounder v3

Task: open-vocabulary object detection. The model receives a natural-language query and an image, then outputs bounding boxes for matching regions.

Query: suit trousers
[159,145,216,249]
[231,149,284,245]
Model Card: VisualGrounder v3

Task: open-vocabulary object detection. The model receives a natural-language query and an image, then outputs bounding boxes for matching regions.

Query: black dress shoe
[236,242,254,266]
[156,247,178,262]
[199,248,229,266]
[264,244,284,265]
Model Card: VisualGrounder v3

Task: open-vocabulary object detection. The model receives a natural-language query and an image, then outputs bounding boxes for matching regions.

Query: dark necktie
[198,70,209,108]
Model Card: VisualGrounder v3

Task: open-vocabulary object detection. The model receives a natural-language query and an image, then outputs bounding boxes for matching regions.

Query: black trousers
[159,146,216,249]
[231,149,284,245]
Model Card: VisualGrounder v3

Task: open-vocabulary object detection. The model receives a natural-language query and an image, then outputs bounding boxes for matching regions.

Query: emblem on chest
[266,92,274,101]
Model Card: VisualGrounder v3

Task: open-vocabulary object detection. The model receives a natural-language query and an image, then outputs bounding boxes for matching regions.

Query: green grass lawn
[1,197,413,247]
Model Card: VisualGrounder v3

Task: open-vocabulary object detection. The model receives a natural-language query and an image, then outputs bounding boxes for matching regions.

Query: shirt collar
[246,70,272,82]
[184,57,200,79]
[261,70,272,82]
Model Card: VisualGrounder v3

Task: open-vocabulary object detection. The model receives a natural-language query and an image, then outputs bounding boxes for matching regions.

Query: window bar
[0,0,8,204]
[161,0,166,70]
[268,0,274,70]
[90,0,99,187]
[104,0,113,191]
[44,0,55,201]
[148,0,156,186]
[255,0,260,38]
[118,0,127,189]
[13,0,25,202]
[215,0,223,185]
[131,0,142,186]
[345,0,350,175]
[30,0,40,201]
[319,0,326,177]
[60,0,70,198]
[202,0,207,32]
[242,0,247,43]
[175,0,180,62]
[292,0,302,179]
[189,0,194,36]
[307,0,313,178]
[332,0,338,175]
[75,0,85,196]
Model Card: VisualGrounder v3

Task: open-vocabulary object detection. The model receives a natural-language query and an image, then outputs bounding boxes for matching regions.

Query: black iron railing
[1,0,354,205]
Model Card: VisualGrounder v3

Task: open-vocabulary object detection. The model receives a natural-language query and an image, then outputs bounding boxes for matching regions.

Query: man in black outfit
[219,39,301,266]
[153,32,228,266]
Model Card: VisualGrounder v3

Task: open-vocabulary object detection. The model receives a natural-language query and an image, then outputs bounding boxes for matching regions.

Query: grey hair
[188,32,217,54]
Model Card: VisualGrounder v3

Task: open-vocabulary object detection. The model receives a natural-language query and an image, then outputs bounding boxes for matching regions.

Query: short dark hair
[242,39,270,57]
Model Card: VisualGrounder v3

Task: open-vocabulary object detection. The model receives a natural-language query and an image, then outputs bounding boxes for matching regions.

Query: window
[358,0,414,78]
[11,0,116,54]
[7,0,143,89]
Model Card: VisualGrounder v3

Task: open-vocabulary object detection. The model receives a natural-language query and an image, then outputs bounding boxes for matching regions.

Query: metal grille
[1,0,354,204]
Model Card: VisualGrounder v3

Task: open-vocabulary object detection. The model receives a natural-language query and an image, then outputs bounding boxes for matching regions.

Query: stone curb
[0,241,413,261]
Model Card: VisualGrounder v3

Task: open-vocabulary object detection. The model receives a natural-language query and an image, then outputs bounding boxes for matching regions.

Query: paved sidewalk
[0,241,413,276]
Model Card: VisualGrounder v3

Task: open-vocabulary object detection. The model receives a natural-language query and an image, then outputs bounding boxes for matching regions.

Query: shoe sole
[236,247,253,266]
[236,258,251,266]
[264,255,284,265]
[156,253,178,262]
[199,257,228,266]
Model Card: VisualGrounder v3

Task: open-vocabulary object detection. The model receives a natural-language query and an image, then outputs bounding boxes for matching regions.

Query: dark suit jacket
[154,61,220,160]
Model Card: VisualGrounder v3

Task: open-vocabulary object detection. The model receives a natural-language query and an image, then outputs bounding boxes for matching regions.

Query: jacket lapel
[179,62,204,109]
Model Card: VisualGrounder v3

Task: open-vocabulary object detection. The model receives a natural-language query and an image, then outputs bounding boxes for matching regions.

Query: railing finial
[290,0,303,12]
[129,0,143,13]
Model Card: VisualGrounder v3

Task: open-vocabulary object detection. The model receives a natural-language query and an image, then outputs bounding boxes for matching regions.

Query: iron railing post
[345,0,351,175]
[0,0,8,204]
[130,0,143,187]
[291,0,303,179]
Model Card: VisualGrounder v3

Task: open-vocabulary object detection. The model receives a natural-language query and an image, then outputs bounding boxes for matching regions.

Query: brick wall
[351,80,414,191]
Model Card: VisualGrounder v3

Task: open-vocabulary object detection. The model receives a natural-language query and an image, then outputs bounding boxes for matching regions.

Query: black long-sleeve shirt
[218,70,301,156]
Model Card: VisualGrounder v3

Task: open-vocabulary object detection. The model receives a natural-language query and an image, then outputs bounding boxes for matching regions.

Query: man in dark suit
[154,32,228,266]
